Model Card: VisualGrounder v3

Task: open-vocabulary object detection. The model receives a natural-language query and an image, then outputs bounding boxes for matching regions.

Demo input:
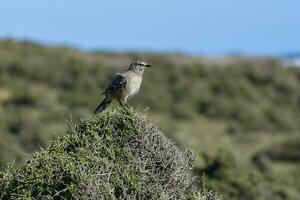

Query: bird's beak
[145,64,152,68]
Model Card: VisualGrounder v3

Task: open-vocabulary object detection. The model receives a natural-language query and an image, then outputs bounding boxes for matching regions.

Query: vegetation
[0,39,300,199]
[0,108,220,199]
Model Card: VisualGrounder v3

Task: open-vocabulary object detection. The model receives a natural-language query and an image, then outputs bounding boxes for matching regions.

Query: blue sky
[0,0,299,55]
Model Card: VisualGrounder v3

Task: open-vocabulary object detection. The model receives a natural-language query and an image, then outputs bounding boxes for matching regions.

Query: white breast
[127,76,142,97]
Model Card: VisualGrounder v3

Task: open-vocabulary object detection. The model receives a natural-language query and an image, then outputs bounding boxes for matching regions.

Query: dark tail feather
[94,98,112,114]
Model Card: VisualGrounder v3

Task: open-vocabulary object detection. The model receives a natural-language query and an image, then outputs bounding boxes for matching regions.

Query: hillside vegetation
[0,108,220,200]
[0,39,300,199]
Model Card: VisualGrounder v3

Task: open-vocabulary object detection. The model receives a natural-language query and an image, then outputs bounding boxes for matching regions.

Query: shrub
[0,108,220,199]
[195,150,262,200]
[253,138,300,162]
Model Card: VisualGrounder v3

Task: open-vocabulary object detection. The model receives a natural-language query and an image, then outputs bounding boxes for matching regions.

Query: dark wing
[101,74,127,95]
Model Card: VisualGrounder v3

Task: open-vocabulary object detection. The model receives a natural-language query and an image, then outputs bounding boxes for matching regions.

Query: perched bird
[94,61,151,114]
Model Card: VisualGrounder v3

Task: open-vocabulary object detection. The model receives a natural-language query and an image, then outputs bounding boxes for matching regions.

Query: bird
[94,61,151,114]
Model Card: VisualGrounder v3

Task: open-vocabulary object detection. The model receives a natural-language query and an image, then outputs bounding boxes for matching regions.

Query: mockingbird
[94,61,151,114]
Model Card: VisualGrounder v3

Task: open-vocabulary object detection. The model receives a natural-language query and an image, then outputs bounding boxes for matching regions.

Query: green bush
[0,108,220,199]
[253,138,300,162]
[195,150,265,200]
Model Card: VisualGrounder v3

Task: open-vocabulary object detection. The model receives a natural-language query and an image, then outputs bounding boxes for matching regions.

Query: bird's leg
[118,99,127,109]
[124,97,130,108]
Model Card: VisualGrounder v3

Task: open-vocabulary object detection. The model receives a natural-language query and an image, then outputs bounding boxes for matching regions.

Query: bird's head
[128,61,151,75]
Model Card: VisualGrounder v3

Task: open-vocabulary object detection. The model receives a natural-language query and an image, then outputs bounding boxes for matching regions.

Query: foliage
[0,108,220,199]
[1,39,300,199]
[196,149,300,200]
[253,138,300,162]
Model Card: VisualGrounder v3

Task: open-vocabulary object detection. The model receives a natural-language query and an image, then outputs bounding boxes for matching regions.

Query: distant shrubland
[0,39,300,199]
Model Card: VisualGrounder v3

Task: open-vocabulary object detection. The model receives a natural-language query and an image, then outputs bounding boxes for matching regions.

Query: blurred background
[0,1,300,199]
